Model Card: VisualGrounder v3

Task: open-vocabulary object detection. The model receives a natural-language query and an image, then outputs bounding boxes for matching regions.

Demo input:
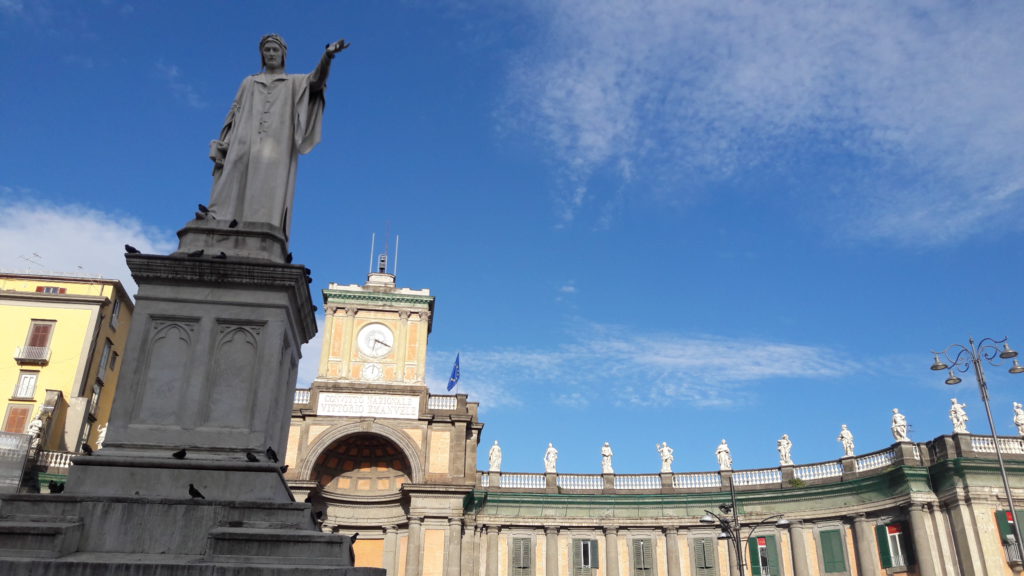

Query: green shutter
[997,510,1017,544]
[694,537,716,576]
[875,525,892,569]
[632,539,654,576]
[591,539,600,569]
[764,535,780,576]
[512,538,532,576]
[820,530,846,573]
[748,538,761,576]
[573,539,582,576]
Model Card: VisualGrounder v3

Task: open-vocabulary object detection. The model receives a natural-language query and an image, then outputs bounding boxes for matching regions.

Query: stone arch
[299,421,424,485]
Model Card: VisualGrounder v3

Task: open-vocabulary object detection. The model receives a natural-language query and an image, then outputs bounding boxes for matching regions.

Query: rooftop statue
[657,441,674,473]
[777,433,793,465]
[837,424,855,457]
[203,34,349,236]
[891,408,910,442]
[601,442,614,474]
[1015,402,1024,436]
[716,439,732,470]
[488,440,502,472]
[544,443,558,473]
[949,398,969,434]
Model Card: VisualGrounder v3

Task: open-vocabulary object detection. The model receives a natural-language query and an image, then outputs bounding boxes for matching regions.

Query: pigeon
[81,443,94,455]
[187,249,204,258]
[303,267,312,276]
[285,252,293,263]
[314,511,323,521]
[279,465,289,474]
[213,252,227,259]
[48,480,65,494]
[198,204,210,214]
[188,483,205,499]
[266,446,279,463]
[303,494,312,503]
[246,452,259,463]
[124,244,140,254]
[172,449,187,459]
[228,219,238,228]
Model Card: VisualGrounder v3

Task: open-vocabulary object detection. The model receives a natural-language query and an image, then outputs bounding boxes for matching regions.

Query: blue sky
[3,1,1024,475]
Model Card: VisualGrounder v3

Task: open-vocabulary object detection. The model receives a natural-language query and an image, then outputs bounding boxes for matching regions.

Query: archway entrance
[311,432,411,494]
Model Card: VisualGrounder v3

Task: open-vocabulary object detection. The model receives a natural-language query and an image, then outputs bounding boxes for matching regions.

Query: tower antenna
[393,235,399,277]
[368,233,376,274]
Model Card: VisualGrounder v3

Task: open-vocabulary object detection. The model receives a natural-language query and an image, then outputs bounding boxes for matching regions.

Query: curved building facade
[286,272,1024,576]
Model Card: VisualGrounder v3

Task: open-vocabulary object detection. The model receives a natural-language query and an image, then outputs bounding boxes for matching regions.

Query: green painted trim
[323,290,434,308]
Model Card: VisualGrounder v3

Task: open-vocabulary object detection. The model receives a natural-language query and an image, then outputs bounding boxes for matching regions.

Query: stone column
[461,523,479,576]
[908,503,939,576]
[664,527,681,576]
[317,305,335,377]
[486,525,500,576]
[545,527,559,576]
[341,307,357,378]
[851,514,880,576]
[726,536,740,576]
[604,526,619,576]
[384,525,399,576]
[446,518,463,576]
[406,517,423,576]
[787,522,812,576]
[396,310,409,382]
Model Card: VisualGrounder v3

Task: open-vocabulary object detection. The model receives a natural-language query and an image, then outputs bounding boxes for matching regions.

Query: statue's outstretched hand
[326,40,351,55]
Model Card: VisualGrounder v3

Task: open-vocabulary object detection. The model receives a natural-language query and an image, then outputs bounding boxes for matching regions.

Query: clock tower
[316,257,434,388]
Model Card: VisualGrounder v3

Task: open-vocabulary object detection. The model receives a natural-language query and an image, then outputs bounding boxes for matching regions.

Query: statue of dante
[205,34,349,236]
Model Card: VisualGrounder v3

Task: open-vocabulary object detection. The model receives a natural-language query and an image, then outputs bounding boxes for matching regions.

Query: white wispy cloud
[0,191,176,296]
[503,0,1024,244]
[156,61,206,109]
[429,322,851,410]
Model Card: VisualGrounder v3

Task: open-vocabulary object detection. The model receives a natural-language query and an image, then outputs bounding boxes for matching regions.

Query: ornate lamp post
[700,481,789,576]
[931,336,1024,563]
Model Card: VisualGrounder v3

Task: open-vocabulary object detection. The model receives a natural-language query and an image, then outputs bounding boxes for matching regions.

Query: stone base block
[66,455,293,502]
[207,527,354,565]
[176,219,289,263]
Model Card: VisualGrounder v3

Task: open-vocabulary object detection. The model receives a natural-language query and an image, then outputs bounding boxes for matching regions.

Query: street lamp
[931,336,1024,564]
[700,481,789,576]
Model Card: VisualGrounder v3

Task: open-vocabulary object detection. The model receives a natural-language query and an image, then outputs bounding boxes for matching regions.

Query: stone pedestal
[0,251,381,575]
[68,254,315,501]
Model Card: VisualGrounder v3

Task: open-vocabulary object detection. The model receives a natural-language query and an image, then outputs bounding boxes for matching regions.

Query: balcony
[15,346,50,365]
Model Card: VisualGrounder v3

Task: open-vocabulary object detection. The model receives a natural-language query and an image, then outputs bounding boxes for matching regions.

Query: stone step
[0,553,385,576]
[0,515,83,558]
[207,526,355,566]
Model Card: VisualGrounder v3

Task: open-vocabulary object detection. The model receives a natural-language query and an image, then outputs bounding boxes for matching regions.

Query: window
[2,405,32,433]
[510,537,533,576]
[573,539,599,576]
[35,286,66,294]
[98,339,113,376]
[89,383,102,416]
[996,510,1019,543]
[110,297,122,329]
[631,538,655,576]
[875,523,914,569]
[26,320,55,348]
[692,537,717,576]
[819,529,847,573]
[13,371,38,399]
[748,535,780,576]
[110,351,119,371]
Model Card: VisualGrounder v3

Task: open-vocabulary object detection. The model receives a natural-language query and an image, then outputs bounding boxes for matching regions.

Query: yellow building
[0,273,133,458]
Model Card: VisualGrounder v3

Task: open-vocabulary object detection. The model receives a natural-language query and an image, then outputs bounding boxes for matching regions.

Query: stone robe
[208,54,332,236]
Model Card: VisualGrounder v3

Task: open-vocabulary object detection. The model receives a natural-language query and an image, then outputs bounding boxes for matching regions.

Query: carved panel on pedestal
[135,319,197,425]
[204,323,263,429]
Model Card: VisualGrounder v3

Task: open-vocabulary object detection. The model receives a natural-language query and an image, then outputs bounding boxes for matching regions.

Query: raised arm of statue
[310,39,350,92]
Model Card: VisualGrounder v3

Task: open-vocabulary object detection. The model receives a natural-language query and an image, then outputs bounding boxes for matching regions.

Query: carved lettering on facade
[317,392,419,419]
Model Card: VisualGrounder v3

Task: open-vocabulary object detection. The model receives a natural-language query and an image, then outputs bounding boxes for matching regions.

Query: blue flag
[447,354,461,391]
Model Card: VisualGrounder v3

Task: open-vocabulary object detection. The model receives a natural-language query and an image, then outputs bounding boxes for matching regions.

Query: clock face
[362,362,383,381]
[357,323,394,358]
